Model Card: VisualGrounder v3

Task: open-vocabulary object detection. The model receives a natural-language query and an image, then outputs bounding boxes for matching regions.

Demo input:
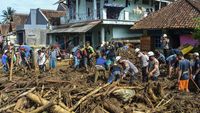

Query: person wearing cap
[160,34,170,57]
[116,56,138,84]
[107,61,122,84]
[192,52,200,88]
[135,48,149,82]
[147,51,160,81]
[177,52,192,92]
[1,50,9,73]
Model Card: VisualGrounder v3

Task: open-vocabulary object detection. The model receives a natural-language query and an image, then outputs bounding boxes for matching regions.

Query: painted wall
[112,25,142,39]
[180,35,199,46]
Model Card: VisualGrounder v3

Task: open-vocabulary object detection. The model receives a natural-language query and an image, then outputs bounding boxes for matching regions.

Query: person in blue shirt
[94,56,107,83]
[1,50,9,73]
[193,52,200,89]
[107,61,122,84]
[49,46,57,73]
[166,54,178,78]
[155,50,166,64]
[177,52,192,92]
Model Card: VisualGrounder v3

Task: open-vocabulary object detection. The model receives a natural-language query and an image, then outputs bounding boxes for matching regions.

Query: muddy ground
[0,49,199,113]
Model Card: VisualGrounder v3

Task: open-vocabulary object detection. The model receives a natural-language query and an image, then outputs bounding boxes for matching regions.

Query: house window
[142,0,149,5]
[154,36,162,48]
[105,0,108,3]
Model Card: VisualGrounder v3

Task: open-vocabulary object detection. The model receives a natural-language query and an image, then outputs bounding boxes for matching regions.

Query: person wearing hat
[147,51,160,81]
[161,34,170,57]
[135,48,149,82]
[1,50,9,73]
[107,61,122,84]
[177,52,192,92]
[116,56,138,84]
[192,52,200,88]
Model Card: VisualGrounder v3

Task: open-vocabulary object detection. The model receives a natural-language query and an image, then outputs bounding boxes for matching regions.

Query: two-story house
[16,3,66,46]
[48,0,173,48]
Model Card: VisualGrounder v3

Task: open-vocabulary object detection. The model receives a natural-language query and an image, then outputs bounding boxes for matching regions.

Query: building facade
[48,0,173,48]
[16,6,66,46]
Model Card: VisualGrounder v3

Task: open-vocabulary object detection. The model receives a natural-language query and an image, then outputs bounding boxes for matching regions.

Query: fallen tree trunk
[103,100,124,113]
[29,102,55,113]
[26,93,71,113]
[69,83,110,111]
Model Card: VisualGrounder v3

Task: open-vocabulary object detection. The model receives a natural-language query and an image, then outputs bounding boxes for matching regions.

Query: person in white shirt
[37,47,46,73]
[135,48,149,82]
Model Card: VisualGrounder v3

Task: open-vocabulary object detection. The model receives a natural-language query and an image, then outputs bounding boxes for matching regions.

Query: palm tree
[1,7,15,24]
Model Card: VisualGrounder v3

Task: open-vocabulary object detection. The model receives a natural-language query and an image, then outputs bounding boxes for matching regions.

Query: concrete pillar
[93,0,97,19]
[76,0,79,20]
[30,9,37,25]
[103,8,107,19]
[101,26,105,44]
[100,0,104,19]
[159,0,161,9]
[80,33,86,45]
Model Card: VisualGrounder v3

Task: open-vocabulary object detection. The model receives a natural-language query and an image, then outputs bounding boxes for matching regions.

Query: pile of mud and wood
[0,49,200,113]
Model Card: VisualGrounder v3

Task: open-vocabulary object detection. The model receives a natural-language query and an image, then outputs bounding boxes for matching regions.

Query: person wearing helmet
[161,34,170,57]
[1,50,9,74]
[192,52,200,88]
[135,48,149,82]
[116,56,138,84]
[177,52,192,92]
[147,51,160,81]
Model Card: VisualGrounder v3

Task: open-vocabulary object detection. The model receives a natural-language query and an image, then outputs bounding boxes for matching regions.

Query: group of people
[1,34,199,93]
[1,44,61,74]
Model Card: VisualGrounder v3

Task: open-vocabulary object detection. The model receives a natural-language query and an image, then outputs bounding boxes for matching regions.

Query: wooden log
[26,93,71,113]
[0,103,16,112]
[29,102,55,113]
[9,49,14,81]
[103,100,124,113]
[69,83,110,111]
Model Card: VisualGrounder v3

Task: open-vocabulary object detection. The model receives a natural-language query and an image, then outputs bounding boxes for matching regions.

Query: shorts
[179,80,189,91]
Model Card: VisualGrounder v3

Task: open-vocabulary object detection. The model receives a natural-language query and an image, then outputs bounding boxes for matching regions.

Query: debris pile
[0,50,200,113]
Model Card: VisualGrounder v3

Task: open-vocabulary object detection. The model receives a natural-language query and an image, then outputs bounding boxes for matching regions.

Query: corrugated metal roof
[49,20,101,33]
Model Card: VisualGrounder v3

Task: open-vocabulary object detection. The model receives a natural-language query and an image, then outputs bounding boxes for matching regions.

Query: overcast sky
[0,0,58,21]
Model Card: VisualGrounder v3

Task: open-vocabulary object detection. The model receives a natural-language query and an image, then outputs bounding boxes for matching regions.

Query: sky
[0,0,58,21]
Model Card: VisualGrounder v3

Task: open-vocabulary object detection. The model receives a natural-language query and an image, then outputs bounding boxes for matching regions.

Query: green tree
[193,18,200,40]
[1,7,15,24]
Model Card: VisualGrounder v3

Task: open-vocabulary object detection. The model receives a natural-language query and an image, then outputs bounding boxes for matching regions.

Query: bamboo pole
[9,49,14,81]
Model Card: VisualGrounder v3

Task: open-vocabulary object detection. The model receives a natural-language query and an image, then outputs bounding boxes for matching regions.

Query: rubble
[0,50,200,113]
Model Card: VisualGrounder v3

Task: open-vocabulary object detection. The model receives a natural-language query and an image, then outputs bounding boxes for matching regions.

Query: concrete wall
[25,29,48,46]
[112,25,142,39]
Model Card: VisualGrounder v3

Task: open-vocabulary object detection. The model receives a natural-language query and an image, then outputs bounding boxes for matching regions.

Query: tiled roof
[131,0,200,30]
[41,9,65,20]
[41,9,66,25]
[0,13,28,35]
